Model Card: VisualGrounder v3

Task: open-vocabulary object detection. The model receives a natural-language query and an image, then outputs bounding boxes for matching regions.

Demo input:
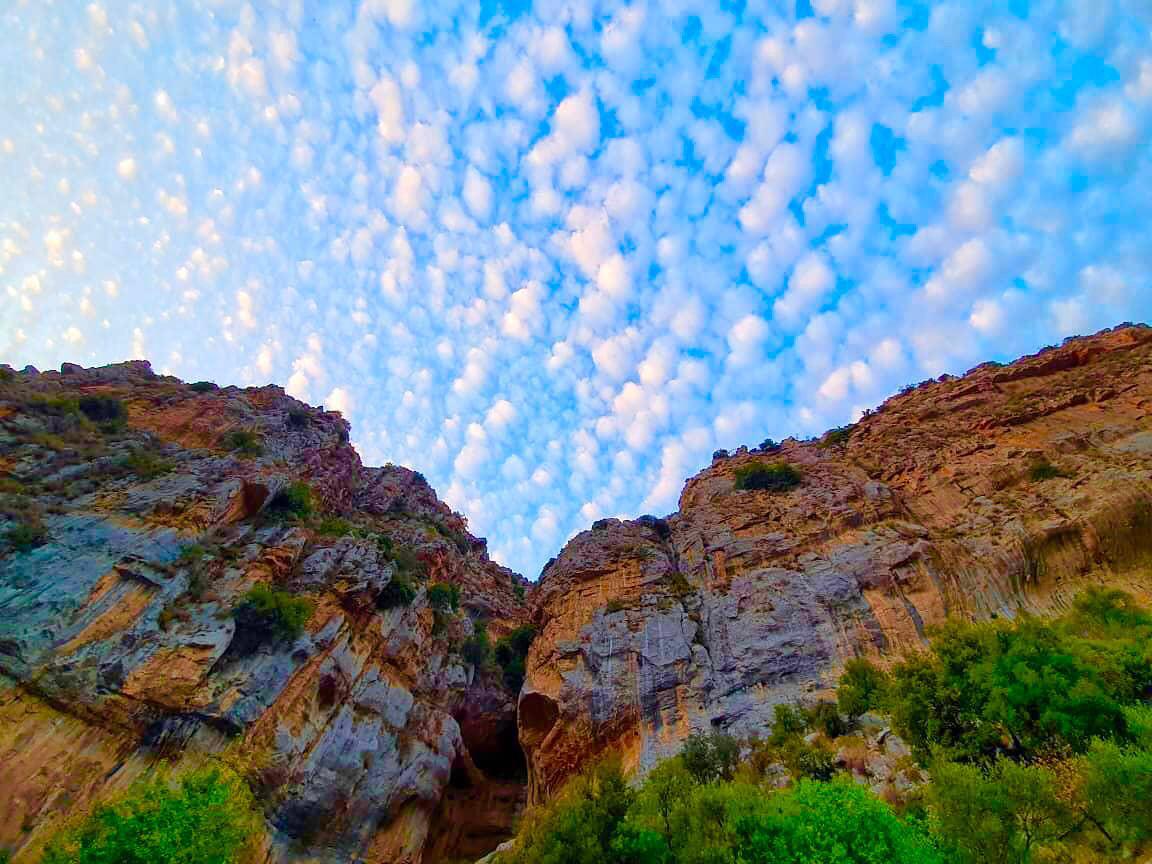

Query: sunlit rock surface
[520,324,1152,802]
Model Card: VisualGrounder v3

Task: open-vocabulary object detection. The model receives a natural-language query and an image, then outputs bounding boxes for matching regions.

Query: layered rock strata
[519,325,1152,802]
[0,361,529,863]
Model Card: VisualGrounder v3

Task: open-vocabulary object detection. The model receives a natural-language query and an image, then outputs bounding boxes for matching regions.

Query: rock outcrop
[0,362,530,863]
[519,324,1152,802]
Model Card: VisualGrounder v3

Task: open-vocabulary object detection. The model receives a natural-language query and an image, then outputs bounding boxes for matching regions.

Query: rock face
[519,325,1152,802]
[0,362,530,863]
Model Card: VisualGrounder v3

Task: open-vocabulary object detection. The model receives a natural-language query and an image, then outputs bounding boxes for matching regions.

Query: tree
[929,757,1074,864]
[837,658,887,720]
[1077,739,1152,845]
[42,766,260,864]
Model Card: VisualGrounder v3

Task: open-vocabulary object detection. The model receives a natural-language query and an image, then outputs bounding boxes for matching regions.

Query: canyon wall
[0,361,529,864]
[518,325,1152,802]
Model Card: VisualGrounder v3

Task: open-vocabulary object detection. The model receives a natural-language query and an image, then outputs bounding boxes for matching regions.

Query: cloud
[6,0,1151,580]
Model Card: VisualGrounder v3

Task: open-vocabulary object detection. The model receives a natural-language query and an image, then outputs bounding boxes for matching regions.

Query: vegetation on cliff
[41,767,259,864]
[498,588,1152,864]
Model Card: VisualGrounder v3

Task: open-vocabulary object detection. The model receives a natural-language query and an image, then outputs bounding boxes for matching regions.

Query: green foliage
[121,449,173,480]
[838,657,886,720]
[41,766,259,864]
[427,581,460,612]
[1028,459,1071,482]
[376,576,416,610]
[769,702,809,745]
[680,731,740,783]
[178,544,206,565]
[221,429,263,457]
[1077,739,1152,845]
[5,521,48,552]
[881,605,1144,762]
[77,396,127,429]
[265,482,313,520]
[27,395,81,417]
[513,581,526,603]
[929,757,1075,864]
[462,620,493,667]
[231,584,312,654]
[315,515,355,537]
[500,764,941,864]
[495,625,536,691]
[188,381,217,393]
[820,425,854,448]
[605,598,628,613]
[806,701,848,738]
[732,460,801,492]
[779,737,837,781]
[286,407,310,428]
[387,543,428,580]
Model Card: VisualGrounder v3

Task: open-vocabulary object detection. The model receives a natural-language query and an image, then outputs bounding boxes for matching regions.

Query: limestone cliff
[518,324,1152,803]
[0,361,529,863]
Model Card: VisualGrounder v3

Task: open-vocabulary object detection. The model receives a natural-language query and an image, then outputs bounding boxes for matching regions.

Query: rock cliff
[0,362,529,863]
[518,324,1152,803]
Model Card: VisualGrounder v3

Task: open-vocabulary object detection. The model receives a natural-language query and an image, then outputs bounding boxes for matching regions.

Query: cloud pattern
[1,0,1150,576]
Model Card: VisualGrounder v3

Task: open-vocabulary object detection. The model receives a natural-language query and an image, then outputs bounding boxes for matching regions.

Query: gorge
[1,323,1150,863]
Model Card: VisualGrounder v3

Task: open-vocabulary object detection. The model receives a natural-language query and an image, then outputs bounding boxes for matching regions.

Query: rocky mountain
[0,361,529,864]
[1,324,1150,863]
[518,324,1152,804]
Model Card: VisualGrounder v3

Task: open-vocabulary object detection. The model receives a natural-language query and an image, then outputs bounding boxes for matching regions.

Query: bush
[495,625,536,691]
[807,700,848,738]
[315,515,355,537]
[42,766,259,864]
[287,407,310,428]
[178,544,206,565]
[462,620,492,667]
[427,582,460,612]
[1029,459,1071,482]
[780,737,837,781]
[769,702,809,745]
[838,657,886,720]
[78,396,127,429]
[121,450,173,480]
[1077,739,1152,844]
[230,584,312,654]
[265,481,313,520]
[221,429,263,457]
[188,381,217,393]
[377,576,416,610]
[820,425,853,447]
[5,521,48,552]
[680,730,740,783]
[605,598,628,613]
[733,461,801,492]
[388,543,427,580]
[513,581,526,603]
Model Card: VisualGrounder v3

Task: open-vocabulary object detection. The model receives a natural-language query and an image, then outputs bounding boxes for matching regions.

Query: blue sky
[2,1,1150,577]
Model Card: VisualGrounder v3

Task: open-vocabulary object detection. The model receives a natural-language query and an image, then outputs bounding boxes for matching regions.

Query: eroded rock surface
[520,325,1152,802]
[0,362,529,863]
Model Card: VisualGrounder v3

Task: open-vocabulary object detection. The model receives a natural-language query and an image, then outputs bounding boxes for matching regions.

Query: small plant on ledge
[733,461,801,492]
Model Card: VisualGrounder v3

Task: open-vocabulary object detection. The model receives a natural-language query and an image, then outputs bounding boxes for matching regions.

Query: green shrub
[513,581,526,603]
[494,625,536,691]
[780,737,837,781]
[287,407,310,428]
[315,515,355,537]
[733,460,801,492]
[178,544,206,565]
[807,700,848,738]
[78,396,127,429]
[377,576,416,610]
[680,730,741,783]
[121,450,173,480]
[42,766,259,864]
[605,598,628,613]
[462,620,492,667]
[1029,459,1071,482]
[221,429,263,457]
[388,543,427,580]
[265,481,313,520]
[230,584,312,654]
[27,395,80,417]
[188,381,217,393]
[838,657,886,720]
[820,425,854,447]
[1077,739,1152,844]
[769,702,809,745]
[427,582,460,612]
[5,521,48,552]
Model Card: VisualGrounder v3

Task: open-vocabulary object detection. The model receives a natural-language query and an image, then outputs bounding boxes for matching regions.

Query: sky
[2,1,1151,577]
